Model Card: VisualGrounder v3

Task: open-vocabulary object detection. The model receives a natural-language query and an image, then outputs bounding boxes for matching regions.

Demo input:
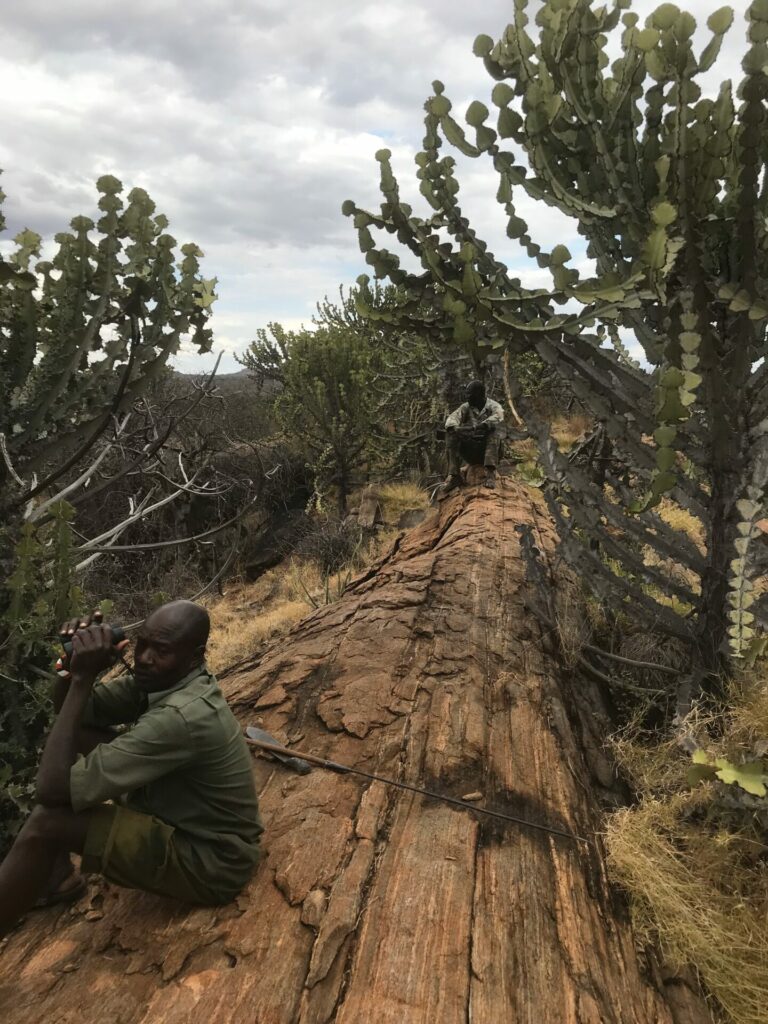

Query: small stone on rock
[461,791,483,801]
[301,889,327,929]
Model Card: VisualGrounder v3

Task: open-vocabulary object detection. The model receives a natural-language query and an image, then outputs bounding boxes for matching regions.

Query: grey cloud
[0,0,756,374]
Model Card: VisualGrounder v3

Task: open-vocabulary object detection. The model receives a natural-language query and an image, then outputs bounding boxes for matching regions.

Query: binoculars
[61,625,127,657]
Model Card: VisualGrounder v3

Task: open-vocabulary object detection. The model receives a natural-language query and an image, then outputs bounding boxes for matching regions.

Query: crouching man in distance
[0,601,262,935]
[441,379,505,494]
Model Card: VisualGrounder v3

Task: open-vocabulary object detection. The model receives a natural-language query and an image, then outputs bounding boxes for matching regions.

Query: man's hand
[70,625,127,682]
[59,608,103,642]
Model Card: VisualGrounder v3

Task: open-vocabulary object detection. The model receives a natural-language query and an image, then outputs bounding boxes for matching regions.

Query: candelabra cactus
[0,174,215,489]
[344,0,768,686]
[0,174,217,850]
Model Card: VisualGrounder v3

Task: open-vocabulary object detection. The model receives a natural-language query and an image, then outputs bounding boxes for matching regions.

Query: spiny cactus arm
[726,426,768,657]
[533,424,704,604]
[605,473,707,573]
[348,141,678,361]
[33,308,144,438]
[354,142,648,345]
[16,218,110,441]
[553,18,638,222]
[605,324,641,369]
[356,218,647,351]
[750,370,768,425]
[420,149,525,288]
[539,333,651,420]
[537,446,701,614]
[476,7,626,224]
[8,178,215,457]
[730,3,768,303]
[421,131,647,333]
[1,240,40,413]
[11,325,139,486]
[622,309,665,365]
[544,487,696,641]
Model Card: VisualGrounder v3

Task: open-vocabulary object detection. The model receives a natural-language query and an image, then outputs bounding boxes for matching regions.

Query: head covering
[466,380,486,408]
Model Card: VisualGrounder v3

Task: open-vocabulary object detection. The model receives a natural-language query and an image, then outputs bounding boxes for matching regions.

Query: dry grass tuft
[377,481,430,522]
[608,672,768,1024]
[610,730,689,796]
[550,411,593,449]
[726,673,768,752]
[553,580,591,669]
[606,796,768,1024]
[204,584,308,673]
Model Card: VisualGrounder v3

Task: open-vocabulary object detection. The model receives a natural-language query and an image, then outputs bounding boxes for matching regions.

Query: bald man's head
[146,601,210,647]
[133,601,210,692]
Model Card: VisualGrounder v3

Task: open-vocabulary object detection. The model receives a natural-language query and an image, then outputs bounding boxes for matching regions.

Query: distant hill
[174,368,280,397]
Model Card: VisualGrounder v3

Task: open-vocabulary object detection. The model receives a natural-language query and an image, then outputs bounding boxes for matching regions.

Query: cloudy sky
[1,0,755,372]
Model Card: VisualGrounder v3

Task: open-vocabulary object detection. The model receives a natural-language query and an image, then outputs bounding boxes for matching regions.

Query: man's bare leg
[0,805,91,935]
[440,430,464,493]
[483,429,500,488]
[37,725,116,904]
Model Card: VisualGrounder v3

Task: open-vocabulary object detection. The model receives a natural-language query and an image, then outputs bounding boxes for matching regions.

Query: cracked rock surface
[0,479,712,1023]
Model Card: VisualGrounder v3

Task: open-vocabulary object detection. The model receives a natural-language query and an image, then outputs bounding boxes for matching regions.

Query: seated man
[0,601,262,936]
[442,379,505,492]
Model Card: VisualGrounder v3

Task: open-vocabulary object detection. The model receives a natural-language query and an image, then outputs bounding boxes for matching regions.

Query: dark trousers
[446,426,501,475]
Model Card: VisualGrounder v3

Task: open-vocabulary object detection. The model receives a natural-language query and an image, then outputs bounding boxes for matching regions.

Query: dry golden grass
[641,545,701,595]
[550,411,593,449]
[284,555,368,609]
[657,500,706,551]
[726,673,768,752]
[553,579,592,669]
[203,481,432,674]
[376,480,430,521]
[203,580,309,673]
[608,671,768,1024]
[606,796,768,1024]
[508,434,539,460]
[610,730,689,796]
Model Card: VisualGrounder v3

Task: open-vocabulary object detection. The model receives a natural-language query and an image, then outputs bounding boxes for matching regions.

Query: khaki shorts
[81,804,226,906]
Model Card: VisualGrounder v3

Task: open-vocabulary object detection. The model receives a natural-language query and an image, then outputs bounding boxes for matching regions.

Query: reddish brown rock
[0,479,712,1023]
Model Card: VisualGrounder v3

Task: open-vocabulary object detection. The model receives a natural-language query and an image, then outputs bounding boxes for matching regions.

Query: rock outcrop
[0,479,712,1023]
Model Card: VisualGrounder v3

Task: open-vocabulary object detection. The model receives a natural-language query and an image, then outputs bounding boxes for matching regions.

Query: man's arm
[69,707,195,812]
[445,403,467,429]
[36,626,118,807]
[484,399,505,425]
[52,675,71,716]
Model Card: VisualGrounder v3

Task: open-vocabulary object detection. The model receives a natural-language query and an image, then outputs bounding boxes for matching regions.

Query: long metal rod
[246,737,591,846]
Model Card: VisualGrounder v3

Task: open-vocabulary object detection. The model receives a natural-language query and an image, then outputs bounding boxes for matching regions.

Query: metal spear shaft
[245,733,592,847]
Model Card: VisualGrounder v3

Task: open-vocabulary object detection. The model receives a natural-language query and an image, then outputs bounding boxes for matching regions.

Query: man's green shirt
[70,665,262,895]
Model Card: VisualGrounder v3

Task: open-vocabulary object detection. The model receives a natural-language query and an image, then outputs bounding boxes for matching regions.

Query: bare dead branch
[72,488,266,553]
[27,413,132,523]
